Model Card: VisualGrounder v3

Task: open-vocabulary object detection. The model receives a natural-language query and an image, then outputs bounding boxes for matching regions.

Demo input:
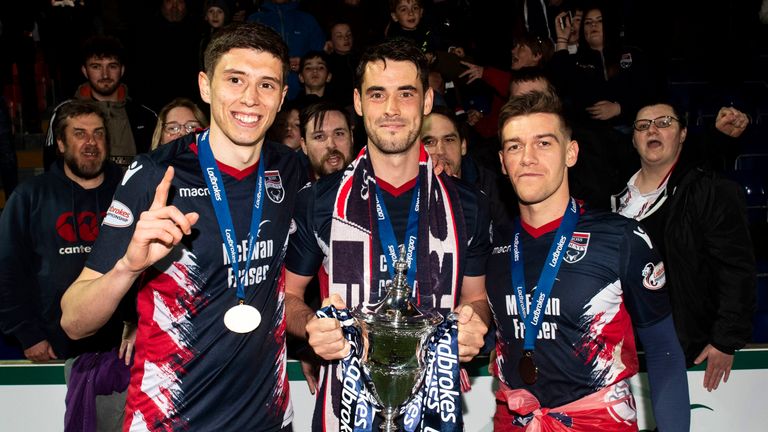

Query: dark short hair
[425,106,465,143]
[52,99,109,145]
[204,22,290,82]
[355,38,429,92]
[512,33,554,65]
[508,67,558,95]
[81,35,125,65]
[300,101,351,138]
[498,91,570,144]
[300,50,330,72]
[328,20,353,34]
[388,0,423,13]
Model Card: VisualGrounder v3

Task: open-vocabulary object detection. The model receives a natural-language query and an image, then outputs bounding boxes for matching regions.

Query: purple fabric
[64,348,130,432]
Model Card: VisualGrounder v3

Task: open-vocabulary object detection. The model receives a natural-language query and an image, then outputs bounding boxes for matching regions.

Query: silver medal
[224,303,261,333]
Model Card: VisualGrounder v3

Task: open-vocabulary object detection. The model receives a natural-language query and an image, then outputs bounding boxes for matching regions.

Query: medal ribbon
[373,180,420,293]
[198,129,265,301]
[511,198,579,351]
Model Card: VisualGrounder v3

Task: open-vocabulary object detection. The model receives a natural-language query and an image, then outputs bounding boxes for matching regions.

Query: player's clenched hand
[455,304,487,363]
[121,166,199,274]
[307,294,350,360]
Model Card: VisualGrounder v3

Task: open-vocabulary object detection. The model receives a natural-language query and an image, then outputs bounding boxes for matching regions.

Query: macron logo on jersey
[122,161,144,186]
[103,200,134,228]
[178,187,210,198]
[633,227,653,249]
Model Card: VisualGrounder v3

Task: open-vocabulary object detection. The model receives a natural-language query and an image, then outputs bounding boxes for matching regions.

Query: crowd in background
[0,0,765,355]
[0,2,765,430]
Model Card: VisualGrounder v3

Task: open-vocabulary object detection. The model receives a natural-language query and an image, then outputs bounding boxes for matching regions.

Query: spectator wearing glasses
[67,35,157,170]
[612,102,756,392]
[150,98,208,150]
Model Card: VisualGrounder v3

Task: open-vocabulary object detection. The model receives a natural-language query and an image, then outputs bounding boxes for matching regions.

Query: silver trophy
[353,247,443,431]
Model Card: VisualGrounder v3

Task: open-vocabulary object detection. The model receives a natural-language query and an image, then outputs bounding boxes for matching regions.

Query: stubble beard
[368,125,421,155]
[90,80,120,99]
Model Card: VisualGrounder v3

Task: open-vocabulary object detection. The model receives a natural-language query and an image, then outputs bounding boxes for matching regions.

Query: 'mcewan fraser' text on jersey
[486,209,669,409]
[88,134,303,431]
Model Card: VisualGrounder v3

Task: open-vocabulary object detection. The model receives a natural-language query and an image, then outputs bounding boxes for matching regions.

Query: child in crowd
[385,0,440,54]
[199,0,230,69]
[326,21,359,107]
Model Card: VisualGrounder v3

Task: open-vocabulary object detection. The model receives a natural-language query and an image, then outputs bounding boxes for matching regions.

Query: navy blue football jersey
[88,133,303,431]
[486,208,670,408]
[285,169,491,430]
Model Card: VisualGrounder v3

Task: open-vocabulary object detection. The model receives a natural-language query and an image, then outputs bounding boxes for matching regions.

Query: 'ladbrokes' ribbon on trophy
[317,305,377,432]
[403,315,462,432]
[318,306,462,432]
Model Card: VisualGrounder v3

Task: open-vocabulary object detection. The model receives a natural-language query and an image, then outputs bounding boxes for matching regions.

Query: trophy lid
[354,246,443,328]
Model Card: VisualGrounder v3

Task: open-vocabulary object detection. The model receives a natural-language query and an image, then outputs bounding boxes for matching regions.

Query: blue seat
[752,259,768,343]
[728,166,768,224]
[0,334,23,360]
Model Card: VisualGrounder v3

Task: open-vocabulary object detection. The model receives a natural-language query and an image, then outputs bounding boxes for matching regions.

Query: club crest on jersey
[642,262,666,290]
[620,52,633,69]
[264,170,284,203]
[564,232,590,264]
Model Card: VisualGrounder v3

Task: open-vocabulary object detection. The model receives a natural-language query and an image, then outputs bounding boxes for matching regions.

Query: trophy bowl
[353,249,444,431]
[354,304,442,430]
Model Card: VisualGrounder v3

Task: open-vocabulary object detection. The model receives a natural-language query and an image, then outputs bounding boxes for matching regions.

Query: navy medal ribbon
[198,129,266,304]
[373,179,420,294]
[511,198,579,379]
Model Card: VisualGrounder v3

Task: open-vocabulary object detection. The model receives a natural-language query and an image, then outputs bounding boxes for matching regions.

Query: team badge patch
[620,52,633,69]
[642,262,666,290]
[264,170,284,203]
[103,200,134,228]
[564,232,590,263]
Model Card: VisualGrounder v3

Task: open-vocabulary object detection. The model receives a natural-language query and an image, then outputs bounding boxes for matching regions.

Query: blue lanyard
[197,130,265,301]
[373,179,420,294]
[511,198,579,351]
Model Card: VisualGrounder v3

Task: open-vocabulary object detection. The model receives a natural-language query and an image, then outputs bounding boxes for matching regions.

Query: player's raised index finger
[150,166,175,210]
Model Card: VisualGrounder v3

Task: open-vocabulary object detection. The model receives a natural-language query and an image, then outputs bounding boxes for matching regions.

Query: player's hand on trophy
[123,166,199,274]
[307,293,351,360]
[455,304,488,363]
